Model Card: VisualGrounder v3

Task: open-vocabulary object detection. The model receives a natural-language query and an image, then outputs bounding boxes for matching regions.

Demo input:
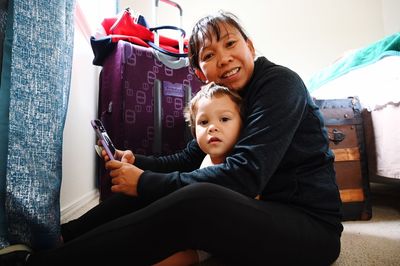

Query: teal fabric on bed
[307,32,400,92]
[1,0,75,250]
[0,0,11,249]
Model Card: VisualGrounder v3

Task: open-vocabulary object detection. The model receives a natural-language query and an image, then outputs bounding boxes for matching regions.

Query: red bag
[100,8,188,56]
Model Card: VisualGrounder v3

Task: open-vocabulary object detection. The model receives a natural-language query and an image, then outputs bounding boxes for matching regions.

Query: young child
[154,82,243,266]
[185,82,243,169]
[14,11,342,266]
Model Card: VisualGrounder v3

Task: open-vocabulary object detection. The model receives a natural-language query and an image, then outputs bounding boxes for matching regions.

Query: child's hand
[97,139,135,164]
[101,148,135,164]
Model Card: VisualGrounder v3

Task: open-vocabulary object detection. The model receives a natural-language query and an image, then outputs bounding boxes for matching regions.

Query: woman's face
[196,23,256,92]
[195,94,242,164]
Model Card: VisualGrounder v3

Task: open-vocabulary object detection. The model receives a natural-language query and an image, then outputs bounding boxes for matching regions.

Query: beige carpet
[333,181,400,266]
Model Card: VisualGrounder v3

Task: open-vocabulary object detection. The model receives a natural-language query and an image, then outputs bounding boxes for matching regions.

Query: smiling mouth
[222,67,239,78]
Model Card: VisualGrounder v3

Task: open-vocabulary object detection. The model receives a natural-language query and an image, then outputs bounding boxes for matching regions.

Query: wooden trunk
[315,97,372,221]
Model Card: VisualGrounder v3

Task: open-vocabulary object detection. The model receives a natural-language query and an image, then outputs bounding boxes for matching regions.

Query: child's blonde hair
[184,82,243,137]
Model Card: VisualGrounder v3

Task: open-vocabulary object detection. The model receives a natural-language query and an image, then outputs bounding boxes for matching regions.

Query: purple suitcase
[99,40,202,154]
[97,40,202,199]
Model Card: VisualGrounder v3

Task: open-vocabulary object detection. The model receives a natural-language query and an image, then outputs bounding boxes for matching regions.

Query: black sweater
[136,57,343,233]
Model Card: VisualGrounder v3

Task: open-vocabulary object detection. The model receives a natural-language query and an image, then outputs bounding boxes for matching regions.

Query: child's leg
[152,250,199,266]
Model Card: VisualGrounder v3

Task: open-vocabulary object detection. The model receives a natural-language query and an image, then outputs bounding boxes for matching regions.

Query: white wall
[382,0,400,35]
[60,0,116,213]
[121,0,400,79]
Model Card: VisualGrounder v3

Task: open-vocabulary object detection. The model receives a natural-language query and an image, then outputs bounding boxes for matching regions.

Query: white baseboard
[61,189,99,223]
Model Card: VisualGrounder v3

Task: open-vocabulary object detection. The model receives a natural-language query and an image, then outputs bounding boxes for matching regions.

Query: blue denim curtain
[0,0,75,250]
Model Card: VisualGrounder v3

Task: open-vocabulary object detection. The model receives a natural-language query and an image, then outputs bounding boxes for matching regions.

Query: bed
[307,32,400,182]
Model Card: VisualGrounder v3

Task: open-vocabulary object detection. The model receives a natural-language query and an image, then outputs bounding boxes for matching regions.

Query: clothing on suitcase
[91,1,188,66]
[314,97,372,221]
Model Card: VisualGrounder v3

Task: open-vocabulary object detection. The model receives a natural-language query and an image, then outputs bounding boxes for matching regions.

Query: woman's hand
[105,160,144,196]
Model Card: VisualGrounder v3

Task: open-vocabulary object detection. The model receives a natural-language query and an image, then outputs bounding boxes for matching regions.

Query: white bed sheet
[311,55,400,111]
[368,105,400,179]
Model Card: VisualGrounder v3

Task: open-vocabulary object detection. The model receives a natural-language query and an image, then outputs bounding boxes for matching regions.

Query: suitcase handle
[155,0,183,24]
[152,50,189,69]
[148,25,189,68]
[153,0,186,58]
[155,0,183,16]
[147,26,187,58]
[153,79,162,155]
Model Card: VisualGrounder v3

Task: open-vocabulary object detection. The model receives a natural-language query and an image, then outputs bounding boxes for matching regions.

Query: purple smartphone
[91,119,117,160]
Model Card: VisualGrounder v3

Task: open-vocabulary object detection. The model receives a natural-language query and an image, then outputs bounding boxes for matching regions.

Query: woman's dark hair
[188,11,250,70]
[184,82,243,137]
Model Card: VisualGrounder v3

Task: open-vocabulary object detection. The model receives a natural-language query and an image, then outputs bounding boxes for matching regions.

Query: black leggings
[28,183,341,266]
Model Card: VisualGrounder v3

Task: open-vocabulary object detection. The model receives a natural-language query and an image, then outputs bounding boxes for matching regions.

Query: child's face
[196,23,255,92]
[195,94,242,164]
